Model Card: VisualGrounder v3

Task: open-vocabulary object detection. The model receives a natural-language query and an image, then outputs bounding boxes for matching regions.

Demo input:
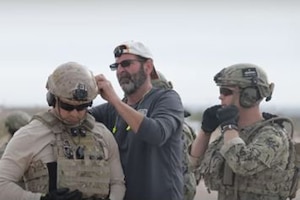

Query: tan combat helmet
[5,111,31,135]
[151,70,173,90]
[46,62,98,105]
[214,63,274,102]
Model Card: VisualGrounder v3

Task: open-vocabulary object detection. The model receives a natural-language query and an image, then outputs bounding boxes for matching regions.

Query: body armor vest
[23,112,110,199]
[200,119,295,198]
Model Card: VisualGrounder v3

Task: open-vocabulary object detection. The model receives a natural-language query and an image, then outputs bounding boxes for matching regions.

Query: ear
[145,59,158,80]
[150,68,159,80]
[143,59,154,75]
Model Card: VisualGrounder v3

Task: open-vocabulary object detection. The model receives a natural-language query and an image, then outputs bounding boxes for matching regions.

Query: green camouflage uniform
[182,121,197,200]
[0,111,31,158]
[0,111,31,188]
[199,120,294,200]
[196,63,297,200]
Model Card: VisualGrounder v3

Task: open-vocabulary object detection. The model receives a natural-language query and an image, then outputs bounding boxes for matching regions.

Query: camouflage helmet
[5,111,31,135]
[214,63,274,101]
[46,62,98,104]
[151,70,173,90]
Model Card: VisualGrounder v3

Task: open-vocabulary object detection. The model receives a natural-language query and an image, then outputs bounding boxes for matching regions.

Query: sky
[0,0,299,113]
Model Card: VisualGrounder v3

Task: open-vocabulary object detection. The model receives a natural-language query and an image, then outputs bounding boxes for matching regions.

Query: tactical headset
[214,65,271,108]
[239,86,261,108]
[238,67,262,108]
[46,92,56,107]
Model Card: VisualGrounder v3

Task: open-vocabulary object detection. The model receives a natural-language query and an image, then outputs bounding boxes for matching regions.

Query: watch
[221,124,238,134]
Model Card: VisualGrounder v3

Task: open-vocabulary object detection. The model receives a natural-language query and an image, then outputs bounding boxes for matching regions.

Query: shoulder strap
[32,111,62,134]
[82,113,95,131]
[31,112,60,192]
[32,112,95,133]
[249,117,294,139]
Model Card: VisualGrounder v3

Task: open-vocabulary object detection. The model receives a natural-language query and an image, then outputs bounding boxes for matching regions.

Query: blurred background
[0,0,299,111]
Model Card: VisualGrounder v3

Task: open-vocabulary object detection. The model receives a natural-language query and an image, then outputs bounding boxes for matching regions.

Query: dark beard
[118,64,147,95]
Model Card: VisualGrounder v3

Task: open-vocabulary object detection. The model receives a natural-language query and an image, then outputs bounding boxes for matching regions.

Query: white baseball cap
[113,40,158,79]
[113,40,153,59]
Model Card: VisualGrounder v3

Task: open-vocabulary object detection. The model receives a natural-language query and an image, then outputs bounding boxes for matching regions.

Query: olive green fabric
[5,111,31,135]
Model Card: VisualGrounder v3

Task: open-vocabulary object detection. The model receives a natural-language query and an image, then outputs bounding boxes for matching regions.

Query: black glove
[262,112,284,128]
[201,105,222,134]
[217,105,239,129]
[41,188,82,200]
[82,196,111,200]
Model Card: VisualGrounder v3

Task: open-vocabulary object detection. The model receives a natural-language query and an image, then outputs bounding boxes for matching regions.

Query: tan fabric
[0,113,125,200]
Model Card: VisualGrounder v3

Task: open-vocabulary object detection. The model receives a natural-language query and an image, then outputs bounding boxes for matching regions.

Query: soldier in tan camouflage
[0,62,126,200]
[189,63,296,200]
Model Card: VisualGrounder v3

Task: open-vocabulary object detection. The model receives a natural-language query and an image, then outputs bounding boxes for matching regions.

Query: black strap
[46,162,57,192]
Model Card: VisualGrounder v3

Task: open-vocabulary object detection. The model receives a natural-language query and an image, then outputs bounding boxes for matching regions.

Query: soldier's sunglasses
[109,59,143,71]
[219,87,234,96]
[58,99,92,111]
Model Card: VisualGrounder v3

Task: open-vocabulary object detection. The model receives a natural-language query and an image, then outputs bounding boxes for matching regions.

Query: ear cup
[46,92,56,106]
[239,87,259,108]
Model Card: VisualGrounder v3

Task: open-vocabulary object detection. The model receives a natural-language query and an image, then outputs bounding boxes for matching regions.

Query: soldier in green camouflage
[5,111,31,136]
[0,110,31,158]
[189,63,296,200]
[152,71,198,200]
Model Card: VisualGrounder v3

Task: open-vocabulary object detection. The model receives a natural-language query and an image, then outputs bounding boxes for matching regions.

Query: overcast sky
[0,0,299,113]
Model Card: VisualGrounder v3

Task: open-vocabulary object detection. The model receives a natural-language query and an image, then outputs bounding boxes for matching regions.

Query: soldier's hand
[40,188,82,200]
[201,105,222,134]
[217,105,239,129]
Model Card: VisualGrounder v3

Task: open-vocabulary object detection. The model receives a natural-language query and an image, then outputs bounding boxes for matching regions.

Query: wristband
[221,124,238,134]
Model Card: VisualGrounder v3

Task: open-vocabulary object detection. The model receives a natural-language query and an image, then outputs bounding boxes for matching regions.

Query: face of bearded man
[118,63,147,95]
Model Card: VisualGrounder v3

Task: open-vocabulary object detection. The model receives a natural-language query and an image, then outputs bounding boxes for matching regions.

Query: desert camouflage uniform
[0,62,125,200]
[0,112,125,200]
[198,120,294,200]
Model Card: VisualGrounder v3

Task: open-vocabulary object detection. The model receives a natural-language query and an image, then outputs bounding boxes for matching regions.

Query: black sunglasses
[58,99,92,111]
[109,59,142,71]
[219,87,234,96]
